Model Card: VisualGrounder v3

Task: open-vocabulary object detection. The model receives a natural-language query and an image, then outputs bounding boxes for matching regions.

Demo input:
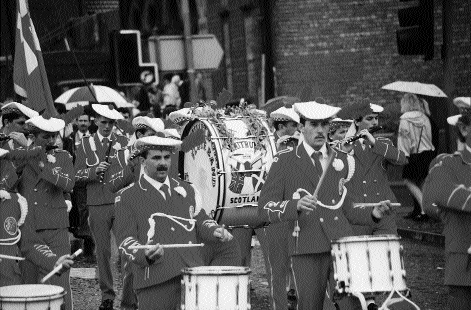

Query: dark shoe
[412,213,429,222]
[98,299,114,310]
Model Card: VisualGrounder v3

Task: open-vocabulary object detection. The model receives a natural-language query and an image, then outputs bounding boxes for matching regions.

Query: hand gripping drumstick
[41,249,82,283]
[128,243,205,250]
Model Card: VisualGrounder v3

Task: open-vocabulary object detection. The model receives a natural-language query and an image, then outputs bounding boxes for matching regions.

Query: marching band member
[16,114,75,310]
[114,135,233,309]
[0,147,74,287]
[74,104,128,310]
[422,97,471,309]
[338,101,407,235]
[255,106,300,310]
[329,117,353,142]
[258,101,393,309]
[106,115,165,310]
[1,102,39,151]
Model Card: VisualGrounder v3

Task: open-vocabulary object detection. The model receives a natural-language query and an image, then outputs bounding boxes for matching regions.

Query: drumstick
[128,243,205,250]
[40,249,82,283]
[0,253,25,261]
[306,151,336,215]
[353,202,401,208]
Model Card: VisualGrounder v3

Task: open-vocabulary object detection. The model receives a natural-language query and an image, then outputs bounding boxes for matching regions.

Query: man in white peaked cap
[74,104,128,310]
[18,114,75,310]
[423,97,471,309]
[258,101,393,309]
[115,135,233,309]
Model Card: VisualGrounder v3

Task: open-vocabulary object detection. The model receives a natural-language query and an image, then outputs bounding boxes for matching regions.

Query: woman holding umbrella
[398,93,436,221]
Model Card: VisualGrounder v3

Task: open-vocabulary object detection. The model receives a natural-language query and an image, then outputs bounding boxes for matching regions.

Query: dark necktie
[160,184,170,200]
[311,151,323,175]
[102,137,109,150]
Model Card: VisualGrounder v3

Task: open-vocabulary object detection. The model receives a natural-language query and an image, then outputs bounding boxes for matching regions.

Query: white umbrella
[55,85,134,110]
[381,81,447,98]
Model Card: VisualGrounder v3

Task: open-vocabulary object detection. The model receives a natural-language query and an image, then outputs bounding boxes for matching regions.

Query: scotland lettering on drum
[233,141,256,149]
[229,196,260,204]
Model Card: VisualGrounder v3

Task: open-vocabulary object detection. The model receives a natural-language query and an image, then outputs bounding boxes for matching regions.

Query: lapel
[459,147,471,165]
[294,144,320,190]
[353,140,373,175]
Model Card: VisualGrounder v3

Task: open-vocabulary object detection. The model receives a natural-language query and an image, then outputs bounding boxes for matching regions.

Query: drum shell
[0,284,65,310]
[181,266,251,310]
[331,235,407,294]
[180,117,276,228]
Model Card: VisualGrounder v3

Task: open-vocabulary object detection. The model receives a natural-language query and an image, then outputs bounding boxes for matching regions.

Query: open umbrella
[55,84,134,110]
[381,81,447,98]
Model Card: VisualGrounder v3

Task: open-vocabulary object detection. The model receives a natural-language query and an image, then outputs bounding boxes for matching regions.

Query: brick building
[205,0,470,148]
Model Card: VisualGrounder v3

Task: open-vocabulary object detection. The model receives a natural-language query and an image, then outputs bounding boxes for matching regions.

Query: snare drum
[181,266,251,310]
[331,235,407,295]
[181,117,276,227]
[0,284,65,309]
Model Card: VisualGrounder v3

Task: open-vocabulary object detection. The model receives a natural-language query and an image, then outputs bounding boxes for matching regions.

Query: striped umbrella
[55,84,134,110]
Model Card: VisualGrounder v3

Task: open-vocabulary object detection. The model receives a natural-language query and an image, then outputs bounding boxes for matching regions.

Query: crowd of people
[0,93,470,310]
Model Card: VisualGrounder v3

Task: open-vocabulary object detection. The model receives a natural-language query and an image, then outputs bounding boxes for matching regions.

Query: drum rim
[0,284,65,299]
[182,266,251,275]
[332,234,401,244]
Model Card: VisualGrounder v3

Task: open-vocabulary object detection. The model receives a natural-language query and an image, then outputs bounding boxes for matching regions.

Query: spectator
[398,93,436,222]
[195,72,207,102]
[162,74,182,110]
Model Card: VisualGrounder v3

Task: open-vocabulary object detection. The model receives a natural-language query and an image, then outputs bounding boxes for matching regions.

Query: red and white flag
[13,0,56,115]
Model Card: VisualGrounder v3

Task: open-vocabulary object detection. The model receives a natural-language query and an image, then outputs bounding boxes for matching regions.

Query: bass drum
[180,117,276,228]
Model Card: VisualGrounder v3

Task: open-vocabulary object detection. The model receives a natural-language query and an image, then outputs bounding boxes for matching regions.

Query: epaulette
[180,179,193,185]
[116,182,135,196]
[376,136,392,142]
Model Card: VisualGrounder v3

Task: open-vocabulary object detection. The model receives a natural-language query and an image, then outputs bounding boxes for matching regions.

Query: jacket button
[376,193,380,196]
[332,199,336,203]
[334,216,339,221]
[362,180,366,184]
[33,188,38,192]
[34,202,37,205]
[373,180,377,183]
[171,227,175,231]
[364,194,367,197]
[320,218,324,222]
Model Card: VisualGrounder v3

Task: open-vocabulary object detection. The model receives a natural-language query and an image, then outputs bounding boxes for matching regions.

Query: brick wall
[207,0,470,111]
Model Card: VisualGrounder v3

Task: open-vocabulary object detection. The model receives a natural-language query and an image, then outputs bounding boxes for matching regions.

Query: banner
[13,0,56,115]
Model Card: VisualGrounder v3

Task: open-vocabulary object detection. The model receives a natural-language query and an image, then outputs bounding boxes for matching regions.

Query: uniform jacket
[344,137,406,235]
[1,192,58,279]
[115,176,222,290]
[105,145,138,193]
[423,147,471,286]
[62,130,92,163]
[258,143,376,255]
[74,133,128,206]
[17,148,75,230]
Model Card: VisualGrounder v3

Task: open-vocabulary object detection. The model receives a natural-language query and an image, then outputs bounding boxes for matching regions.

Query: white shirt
[303,141,329,172]
[96,131,112,144]
[142,173,171,199]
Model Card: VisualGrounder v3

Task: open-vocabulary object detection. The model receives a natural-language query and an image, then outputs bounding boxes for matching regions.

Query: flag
[13,0,57,115]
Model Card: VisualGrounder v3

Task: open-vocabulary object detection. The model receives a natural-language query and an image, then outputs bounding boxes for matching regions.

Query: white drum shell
[0,284,65,310]
[181,266,251,310]
[331,235,407,294]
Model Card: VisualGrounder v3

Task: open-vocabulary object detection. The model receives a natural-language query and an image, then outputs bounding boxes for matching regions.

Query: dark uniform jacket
[423,148,471,286]
[258,143,376,255]
[74,133,128,206]
[345,137,407,235]
[115,176,222,290]
[17,148,75,230]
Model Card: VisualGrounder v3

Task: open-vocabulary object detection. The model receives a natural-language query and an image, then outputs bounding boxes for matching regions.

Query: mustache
[156,166,168,171]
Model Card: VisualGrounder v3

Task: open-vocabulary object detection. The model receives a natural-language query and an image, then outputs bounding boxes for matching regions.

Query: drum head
[0,284,64,298]
[182,266,251,275]
[181,119,223,218]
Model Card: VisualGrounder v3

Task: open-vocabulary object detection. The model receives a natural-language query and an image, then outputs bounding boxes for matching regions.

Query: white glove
[65,200,72,213]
